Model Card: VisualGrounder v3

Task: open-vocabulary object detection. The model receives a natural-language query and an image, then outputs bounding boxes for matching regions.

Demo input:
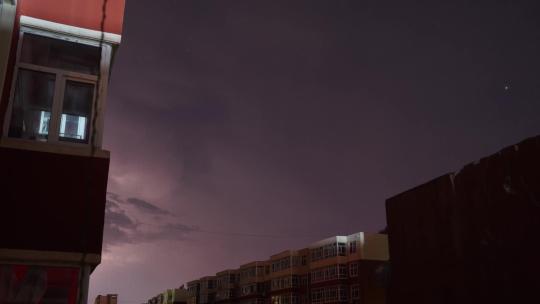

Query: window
[272,257,292,273]
[351,285,360,299]
[349,263,359,277]
[338,286,348,301]
[311,242,347,261]
[349,241,357,254]
[323,244,336,258]
[338,242,347,256]
[4,27,111,147]
[311,247,323,261]
[8,69,55,141]
[311,288,324,304]
[338,264,348,279]
[325,287,337,302]
[291,275,299,287]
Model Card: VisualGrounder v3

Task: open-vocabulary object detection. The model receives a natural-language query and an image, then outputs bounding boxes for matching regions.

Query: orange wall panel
[19,0,125,34]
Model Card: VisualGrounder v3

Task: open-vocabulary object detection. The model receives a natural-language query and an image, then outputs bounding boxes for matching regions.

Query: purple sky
[89,1,540,303]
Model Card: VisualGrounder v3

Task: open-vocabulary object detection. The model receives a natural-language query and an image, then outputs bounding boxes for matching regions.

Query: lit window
[5,28,111,147]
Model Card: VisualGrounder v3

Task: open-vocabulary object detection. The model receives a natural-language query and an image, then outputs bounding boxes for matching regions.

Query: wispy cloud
[103,192,196,250]
[126,197,170,215]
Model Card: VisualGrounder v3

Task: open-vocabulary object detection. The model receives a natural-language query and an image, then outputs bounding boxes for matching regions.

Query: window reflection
[59,81,94,143]
[21,33,101,75]
[8,69,55,141]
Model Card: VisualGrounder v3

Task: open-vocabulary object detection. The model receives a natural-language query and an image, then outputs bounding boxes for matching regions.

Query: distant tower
[0,1,125,303]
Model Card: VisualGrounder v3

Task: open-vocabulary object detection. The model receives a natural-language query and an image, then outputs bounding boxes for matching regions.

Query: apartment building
[216,269,239,304]
[0,1,125,303]
[94,294,118,304]
[268,248,310,304]
[147,287,190,304]
[199,276,217,304]
[173,232,388,304]
[187,280,201,304]
[309,233,388,304]
[237,261,270,304]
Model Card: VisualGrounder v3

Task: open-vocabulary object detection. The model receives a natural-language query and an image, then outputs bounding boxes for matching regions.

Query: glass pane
[59,80,94,143]
[20,33,101,75]
[8,69,55,141]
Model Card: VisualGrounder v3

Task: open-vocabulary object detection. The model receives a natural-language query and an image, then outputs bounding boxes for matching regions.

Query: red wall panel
[19,0,125,34]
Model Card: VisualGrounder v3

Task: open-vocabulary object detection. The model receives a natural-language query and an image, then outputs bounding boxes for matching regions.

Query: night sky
[89,1,540,303]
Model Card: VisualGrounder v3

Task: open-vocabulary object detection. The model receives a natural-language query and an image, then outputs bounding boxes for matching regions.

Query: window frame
[2,24,112,152]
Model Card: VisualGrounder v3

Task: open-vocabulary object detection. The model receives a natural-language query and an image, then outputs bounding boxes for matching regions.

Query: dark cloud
[103,193,196,249]
[126,197,170,215]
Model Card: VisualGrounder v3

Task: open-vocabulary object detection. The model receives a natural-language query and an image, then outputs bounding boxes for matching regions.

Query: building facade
[0,1,125,303]
[216,269,239,304]
[237,261,270,304]
[170,232,388,304]
[187,280,201,304]
[199,276,217,304]
[94,294,118,304]
[308,233,388,304]
[147,287,190,304]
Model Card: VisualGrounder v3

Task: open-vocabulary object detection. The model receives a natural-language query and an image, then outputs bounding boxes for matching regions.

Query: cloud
[103,193,196,250]
[126,197,170,215]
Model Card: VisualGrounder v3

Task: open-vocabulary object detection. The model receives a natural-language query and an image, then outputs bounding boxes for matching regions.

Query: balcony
[0,145,109,256]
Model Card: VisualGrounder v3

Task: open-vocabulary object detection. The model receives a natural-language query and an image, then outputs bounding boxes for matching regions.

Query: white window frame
[1,17,114,156]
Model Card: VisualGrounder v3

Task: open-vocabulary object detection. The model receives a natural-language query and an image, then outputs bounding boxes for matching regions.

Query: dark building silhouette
[386,135,540,304]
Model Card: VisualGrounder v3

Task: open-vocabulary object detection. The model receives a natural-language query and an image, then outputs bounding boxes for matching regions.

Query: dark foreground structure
[0,1,125,303]
[386,135,540,304]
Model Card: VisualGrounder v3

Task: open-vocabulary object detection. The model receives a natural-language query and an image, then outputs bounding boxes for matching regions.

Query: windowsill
[0,136,110,158]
